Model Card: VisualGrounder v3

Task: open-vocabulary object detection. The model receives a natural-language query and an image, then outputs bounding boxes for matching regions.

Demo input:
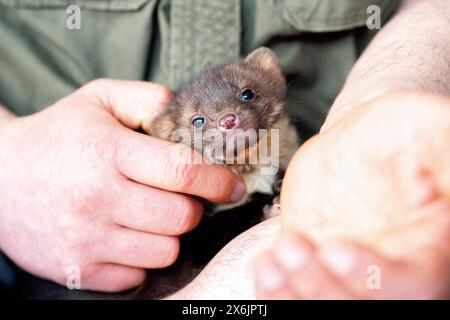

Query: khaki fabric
[0,0,398,134]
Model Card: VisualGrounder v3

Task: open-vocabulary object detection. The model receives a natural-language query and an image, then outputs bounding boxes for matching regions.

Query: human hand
[0,79,245,292]
[255,91,450,299]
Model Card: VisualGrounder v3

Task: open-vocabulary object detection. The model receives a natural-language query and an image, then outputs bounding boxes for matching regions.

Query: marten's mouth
[206,146,255,165]
[196,129,267,165]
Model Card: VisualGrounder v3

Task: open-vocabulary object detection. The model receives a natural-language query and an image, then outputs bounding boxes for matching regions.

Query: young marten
[16,48,300,300]
[150,47,299,213]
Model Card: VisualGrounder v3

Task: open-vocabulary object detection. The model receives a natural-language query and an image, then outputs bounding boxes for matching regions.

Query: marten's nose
[218,113,238,130]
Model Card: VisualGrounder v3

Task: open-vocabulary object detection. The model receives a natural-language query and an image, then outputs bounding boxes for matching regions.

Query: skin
[1,0,448,299]
[0,79,246,292]
[325,0,450,128]
[253,0,450,299]
[171,0,450,299]
[167,216,281,300]
[167,91,450,301]
[256,91,450,299]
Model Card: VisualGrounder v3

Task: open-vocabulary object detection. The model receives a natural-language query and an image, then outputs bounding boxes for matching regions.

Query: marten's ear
[245,47,282,74]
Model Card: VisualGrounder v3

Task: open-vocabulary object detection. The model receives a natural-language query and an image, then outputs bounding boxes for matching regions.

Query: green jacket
[0,0,398,135]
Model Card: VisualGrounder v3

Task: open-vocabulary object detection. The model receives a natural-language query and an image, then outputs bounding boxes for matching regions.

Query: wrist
[322,80,423,132]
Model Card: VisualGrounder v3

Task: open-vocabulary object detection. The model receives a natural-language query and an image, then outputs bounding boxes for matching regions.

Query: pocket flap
[0,0,150,11]
[269,0,398,32]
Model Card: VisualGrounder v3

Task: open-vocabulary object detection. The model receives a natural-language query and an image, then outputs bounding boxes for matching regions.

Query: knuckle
[62,188,115,249]
[59,228,94,270]
[171,197,202,234]
[70,183,112,218]
[79,78,114,97]
[59,221,83,248]
[92,138,115,164]
[172,161,199,192]
[155,85,173,102]
[220,171,238,194]
[84,78,110,90]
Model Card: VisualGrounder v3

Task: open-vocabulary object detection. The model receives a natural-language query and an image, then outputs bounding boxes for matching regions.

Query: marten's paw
[262,195,281,219]
[262,177,283,219]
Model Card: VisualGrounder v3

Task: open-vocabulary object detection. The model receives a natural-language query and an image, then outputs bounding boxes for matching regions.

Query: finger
[319,241,450,299]
[271,234,355,299]
[81,264,146,292]
[101,227,180,269]
[81,78,173,131]
[254,252,297,299]
[114,129,246,203]
[112,180,203,235]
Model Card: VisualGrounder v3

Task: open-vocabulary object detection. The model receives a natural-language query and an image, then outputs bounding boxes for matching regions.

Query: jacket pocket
[269,0,398,32]
[0,0,150,11]
[0,0,156,115]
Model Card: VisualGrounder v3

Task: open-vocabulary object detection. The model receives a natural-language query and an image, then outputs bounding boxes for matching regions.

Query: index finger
[114,129,246,203]
[80,78,173,131]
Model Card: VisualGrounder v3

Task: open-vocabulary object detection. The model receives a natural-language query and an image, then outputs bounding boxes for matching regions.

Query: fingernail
[230,181,246,202]
[257,259,285,291]
[275,237,309,271]
[320,245,355,276]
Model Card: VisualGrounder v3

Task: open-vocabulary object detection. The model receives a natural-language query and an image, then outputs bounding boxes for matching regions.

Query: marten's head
[150,47,286,163]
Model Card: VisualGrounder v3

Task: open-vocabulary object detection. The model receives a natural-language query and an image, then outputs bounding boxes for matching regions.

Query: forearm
[0,105,16,127]
[323,0,450,130]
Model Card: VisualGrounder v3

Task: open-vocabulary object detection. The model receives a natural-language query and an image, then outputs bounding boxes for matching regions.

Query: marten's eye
[192,115,206,129]
[240,88,255,102]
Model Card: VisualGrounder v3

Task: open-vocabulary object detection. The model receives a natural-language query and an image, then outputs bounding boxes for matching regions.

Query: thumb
[80,78,173,131]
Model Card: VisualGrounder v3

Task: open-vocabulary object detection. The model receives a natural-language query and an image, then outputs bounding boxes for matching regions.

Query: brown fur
[149,47,299,209]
